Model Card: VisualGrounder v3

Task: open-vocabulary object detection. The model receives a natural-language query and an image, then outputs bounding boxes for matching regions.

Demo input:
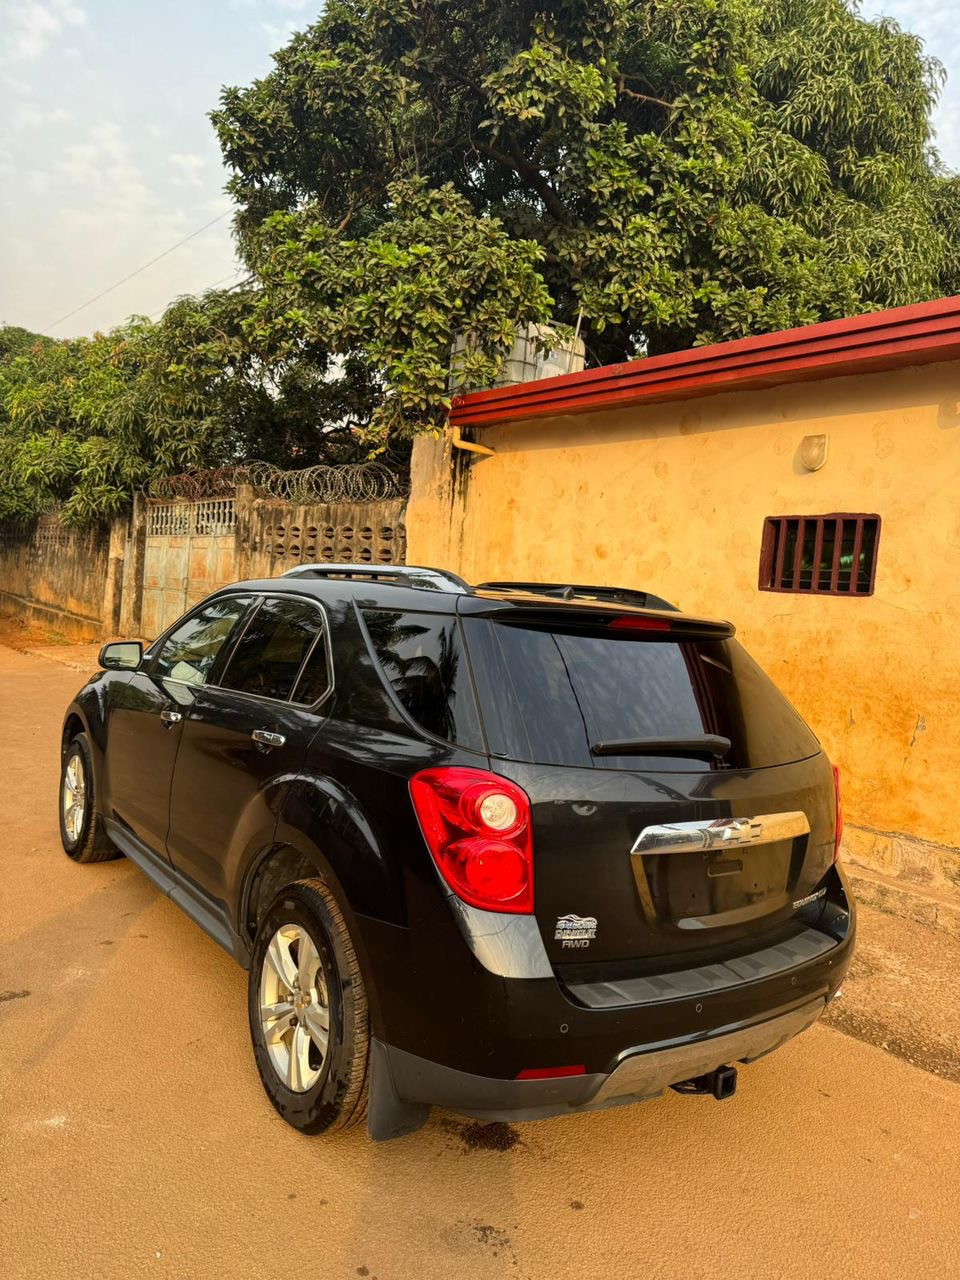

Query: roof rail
[477,581,678,611]
[280,563,470,592]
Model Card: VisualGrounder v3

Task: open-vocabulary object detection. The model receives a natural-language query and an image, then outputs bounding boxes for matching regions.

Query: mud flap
[367,1039,431,1142]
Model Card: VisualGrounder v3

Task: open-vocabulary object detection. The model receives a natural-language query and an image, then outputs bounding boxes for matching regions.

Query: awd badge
[555,914,598,948]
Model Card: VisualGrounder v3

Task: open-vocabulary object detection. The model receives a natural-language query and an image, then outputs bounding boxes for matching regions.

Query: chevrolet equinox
[59,565,854,1140]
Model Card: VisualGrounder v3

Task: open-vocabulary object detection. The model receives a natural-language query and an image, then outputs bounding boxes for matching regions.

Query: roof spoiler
[469,601,735,640]
[477,581,679,612]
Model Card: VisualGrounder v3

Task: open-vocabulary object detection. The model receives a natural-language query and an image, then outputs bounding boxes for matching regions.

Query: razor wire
[148,459,409,504]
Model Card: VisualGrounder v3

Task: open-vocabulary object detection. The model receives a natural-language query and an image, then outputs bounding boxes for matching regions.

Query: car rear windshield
[462,617,820,771]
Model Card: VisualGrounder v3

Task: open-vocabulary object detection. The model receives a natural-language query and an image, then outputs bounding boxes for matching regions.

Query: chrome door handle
[160,709,182,725]
[252,729,286,748]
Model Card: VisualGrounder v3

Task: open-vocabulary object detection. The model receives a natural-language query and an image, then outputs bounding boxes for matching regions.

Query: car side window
[218,597,328,704]
[152,596,252,687]
[361,608,484,750]
[289,627,332,705]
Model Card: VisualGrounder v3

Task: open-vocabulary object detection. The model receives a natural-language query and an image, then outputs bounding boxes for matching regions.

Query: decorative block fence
[0,485,407,643]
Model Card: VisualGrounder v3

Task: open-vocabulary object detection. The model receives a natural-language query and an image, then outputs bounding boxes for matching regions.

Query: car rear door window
[289,626,332,705]
[152,596,252,686]
[219,597,327,703]
[361,609,483,750]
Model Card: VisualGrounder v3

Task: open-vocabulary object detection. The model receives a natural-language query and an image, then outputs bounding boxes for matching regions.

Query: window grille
[759,515,880,596]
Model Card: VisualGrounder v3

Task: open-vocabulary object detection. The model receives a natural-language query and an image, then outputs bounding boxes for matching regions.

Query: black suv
[60,566,854,1139]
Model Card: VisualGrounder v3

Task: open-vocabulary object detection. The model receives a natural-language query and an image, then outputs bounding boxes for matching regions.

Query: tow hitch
[671,1064,738,1101]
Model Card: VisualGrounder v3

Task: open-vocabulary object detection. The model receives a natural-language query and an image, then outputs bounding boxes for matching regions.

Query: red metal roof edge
[450,295,960,428]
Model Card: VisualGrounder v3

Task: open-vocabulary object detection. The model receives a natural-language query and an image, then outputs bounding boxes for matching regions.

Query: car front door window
[153,596,251,686]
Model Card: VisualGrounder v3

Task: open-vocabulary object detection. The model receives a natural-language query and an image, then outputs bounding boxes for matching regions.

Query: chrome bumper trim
[593,997,826,1103]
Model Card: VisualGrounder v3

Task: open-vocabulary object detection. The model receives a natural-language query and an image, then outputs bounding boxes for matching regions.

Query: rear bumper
[375,993,826,1126]
[362,864,854,1138]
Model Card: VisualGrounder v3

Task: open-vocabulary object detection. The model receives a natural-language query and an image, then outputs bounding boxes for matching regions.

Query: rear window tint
[463,618,819,771]
[290,633,332,705]
[361,609,484,751]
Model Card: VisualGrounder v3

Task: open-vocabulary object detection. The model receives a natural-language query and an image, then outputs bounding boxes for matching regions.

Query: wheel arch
[270,772,407,925]
[240,842,331,944]
[61,707,88,757]
[239,837,385,1033]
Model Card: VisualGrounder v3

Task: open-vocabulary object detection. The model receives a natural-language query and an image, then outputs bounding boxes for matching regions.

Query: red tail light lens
[833,765,843,863]
[409,767,534,913]
[517,1065,586,1080]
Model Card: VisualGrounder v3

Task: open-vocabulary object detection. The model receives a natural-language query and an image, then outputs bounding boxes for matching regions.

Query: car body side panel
[273,720,457,927]
[165,685,315,908]
[62,671,129,811]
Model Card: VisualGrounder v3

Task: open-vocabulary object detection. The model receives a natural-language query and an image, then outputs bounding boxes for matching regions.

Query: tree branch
[618,78,675,110]
[476,138,569,224]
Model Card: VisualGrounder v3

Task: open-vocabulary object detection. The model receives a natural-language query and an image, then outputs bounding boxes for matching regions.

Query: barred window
[759,515,880,597]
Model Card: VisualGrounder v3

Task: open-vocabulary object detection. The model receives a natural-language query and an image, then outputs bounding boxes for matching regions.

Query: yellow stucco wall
[408,361,960,888]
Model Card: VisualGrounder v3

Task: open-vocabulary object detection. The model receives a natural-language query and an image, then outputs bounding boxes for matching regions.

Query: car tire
[59,732,121,864]
[248,877,369,1135]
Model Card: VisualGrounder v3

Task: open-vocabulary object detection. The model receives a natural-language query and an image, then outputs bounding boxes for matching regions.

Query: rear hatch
[460,601,836,970]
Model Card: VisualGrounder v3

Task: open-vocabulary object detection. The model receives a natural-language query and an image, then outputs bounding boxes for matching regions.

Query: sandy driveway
[2,641,959,1279]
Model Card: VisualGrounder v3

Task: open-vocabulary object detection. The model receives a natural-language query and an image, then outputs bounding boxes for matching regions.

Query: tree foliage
[214,0,960,386]
[0,319,211,525]
[4,1,959,524]
[0,297,378,525]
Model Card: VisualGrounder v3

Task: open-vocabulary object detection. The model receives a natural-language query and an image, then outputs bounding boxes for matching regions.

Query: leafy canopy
[213,0,960,424]
[0,299,375,525]
[0,320,216,525]
[4,0,959,524]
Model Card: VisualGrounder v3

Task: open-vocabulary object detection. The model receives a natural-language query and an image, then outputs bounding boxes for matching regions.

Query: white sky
[1,0,957,340]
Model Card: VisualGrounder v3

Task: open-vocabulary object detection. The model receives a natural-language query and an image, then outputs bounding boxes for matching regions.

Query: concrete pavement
[2,640,960,1280]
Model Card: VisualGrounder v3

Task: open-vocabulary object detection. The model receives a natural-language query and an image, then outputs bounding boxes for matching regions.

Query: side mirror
[98,641,143,671]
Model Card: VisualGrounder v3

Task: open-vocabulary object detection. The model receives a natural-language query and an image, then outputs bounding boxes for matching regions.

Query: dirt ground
[2,632,960,1280]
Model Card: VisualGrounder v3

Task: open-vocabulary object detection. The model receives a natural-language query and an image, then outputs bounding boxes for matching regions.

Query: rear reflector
[608,615,672,632]
[832,765,843,863]
[516,1065,587,1080]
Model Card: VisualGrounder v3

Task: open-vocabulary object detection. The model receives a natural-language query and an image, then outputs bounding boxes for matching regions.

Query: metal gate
[142,498,237,638]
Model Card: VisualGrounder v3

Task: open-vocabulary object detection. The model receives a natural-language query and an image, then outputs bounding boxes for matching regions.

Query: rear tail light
[608,615,672,632]
[832,765,843,863]
[409,767,534,913]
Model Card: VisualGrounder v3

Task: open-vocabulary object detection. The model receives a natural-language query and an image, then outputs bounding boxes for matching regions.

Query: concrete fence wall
[0,514,126,642]
[0,489,407,644]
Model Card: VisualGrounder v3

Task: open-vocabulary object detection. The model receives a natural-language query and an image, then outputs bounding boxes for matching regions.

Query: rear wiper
[590,735,732,760]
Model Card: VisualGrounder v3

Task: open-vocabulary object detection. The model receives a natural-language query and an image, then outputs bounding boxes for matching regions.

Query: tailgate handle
[631,812,810,857]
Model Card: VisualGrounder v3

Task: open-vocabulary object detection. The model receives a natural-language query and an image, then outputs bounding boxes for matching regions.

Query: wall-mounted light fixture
[799,434,828,471]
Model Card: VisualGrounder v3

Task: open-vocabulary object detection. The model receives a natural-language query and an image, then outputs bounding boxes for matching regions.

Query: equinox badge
[555,914,598,948]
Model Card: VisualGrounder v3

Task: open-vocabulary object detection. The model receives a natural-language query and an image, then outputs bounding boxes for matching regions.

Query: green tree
[0,325,53,361]
[151,284,384,465]
[213,0,960,421]
[0,292,397,524]
[0,320,213,524]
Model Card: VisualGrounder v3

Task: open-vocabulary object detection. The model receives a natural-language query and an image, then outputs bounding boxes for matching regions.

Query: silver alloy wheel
[62,751,87,844]
[259,922,331,1093]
